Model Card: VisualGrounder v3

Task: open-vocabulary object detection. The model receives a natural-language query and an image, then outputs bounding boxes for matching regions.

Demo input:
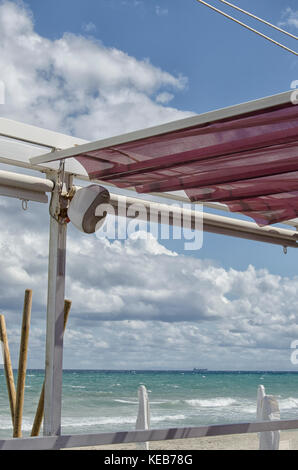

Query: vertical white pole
[256,384,265,421]
[43,171,71,436]
[257,385,280,450]
[136,385,150,450]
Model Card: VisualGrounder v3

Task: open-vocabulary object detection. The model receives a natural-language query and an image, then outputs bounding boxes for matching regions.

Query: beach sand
[66,430,298,450]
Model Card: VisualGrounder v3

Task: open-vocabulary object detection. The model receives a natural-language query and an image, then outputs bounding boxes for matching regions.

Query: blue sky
[22,0,298,274]
[0,0,298,370]
[26,0,297,111]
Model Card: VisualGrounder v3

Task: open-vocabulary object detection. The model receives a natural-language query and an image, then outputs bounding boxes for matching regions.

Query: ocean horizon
[1,369,298,438]
[1,368,296,372]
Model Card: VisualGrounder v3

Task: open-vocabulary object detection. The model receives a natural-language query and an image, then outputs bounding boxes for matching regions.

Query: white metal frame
[0,89,298,446]
[1,91,298,227]
[0,118,86,150]
[30,90,293,165]
[43,171,73,436]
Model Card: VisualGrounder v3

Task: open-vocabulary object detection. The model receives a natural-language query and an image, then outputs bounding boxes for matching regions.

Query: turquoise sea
[1,370,298,438]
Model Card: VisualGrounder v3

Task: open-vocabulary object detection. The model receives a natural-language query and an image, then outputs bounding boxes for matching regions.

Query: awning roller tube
[109,193,298,248]
[0,169,296,248]
[0,170,54,193]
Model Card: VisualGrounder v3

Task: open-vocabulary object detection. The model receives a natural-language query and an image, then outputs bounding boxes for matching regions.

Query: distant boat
[193,368,208,372]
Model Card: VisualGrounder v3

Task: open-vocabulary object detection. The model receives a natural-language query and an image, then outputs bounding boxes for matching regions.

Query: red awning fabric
[75,102,298,226]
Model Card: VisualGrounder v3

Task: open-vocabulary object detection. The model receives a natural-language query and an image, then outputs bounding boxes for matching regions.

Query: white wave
[71,386,86,389]
[240,405,257,414]
[0,417,13,430]
[62,415,136,428]
[239,397,298,414]
[279,397,298,410]
[157,399,181,405]
[114,399,138,405]
[149,400,170,405]
[151,414,186,423]
[0,416,32,431]
[61,412,186,429]
[185,397,237,408]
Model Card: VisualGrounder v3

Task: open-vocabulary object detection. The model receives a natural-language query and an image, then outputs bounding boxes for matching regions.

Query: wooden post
[136,385,150,450]
[31,299,71,437]
[0,315,16,426]
[13,289,32,438]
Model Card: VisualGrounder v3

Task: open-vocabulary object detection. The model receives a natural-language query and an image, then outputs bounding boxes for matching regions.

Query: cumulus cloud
[0,0,191,140]
[279,8,298,29]
[155,92,174,104]
[1,195,298,369]
[0,1,297,370]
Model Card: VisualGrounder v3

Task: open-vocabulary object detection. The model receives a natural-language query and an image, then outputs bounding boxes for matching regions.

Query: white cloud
[155,6,168,17]
[0,0,192,140]
[0,1,297,370]
[279,8,298,29]
[81,22,97,33]
[1,195,298,369]
[121,0,143,6]
[155,91,174,104]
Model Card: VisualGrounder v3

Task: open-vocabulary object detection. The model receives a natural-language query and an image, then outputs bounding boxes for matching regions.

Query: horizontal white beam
[0,418,298,450]
[0,118,87,150]
[30,90,293,165]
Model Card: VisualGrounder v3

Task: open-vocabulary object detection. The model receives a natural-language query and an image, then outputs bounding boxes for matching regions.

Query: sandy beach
[67,430,298,450]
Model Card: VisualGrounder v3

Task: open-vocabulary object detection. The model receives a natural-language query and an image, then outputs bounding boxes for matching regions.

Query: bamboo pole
[0,315,16,426]
[13,289,33,438]
[31,299,72,437]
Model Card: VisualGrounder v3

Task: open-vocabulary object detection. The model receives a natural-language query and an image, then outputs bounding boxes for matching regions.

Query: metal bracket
[47,165,74,224]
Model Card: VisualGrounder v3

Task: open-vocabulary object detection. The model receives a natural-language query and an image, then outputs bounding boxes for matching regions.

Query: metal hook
[21,199,28,211]
[59,159,65,188]
[283,246,287,255]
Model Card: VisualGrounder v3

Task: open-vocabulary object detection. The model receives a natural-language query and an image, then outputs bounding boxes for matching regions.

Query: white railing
[1,418,298,450]
[0,384,297,450]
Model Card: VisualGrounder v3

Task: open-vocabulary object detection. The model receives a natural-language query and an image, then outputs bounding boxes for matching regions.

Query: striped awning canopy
[31,91,298,226]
